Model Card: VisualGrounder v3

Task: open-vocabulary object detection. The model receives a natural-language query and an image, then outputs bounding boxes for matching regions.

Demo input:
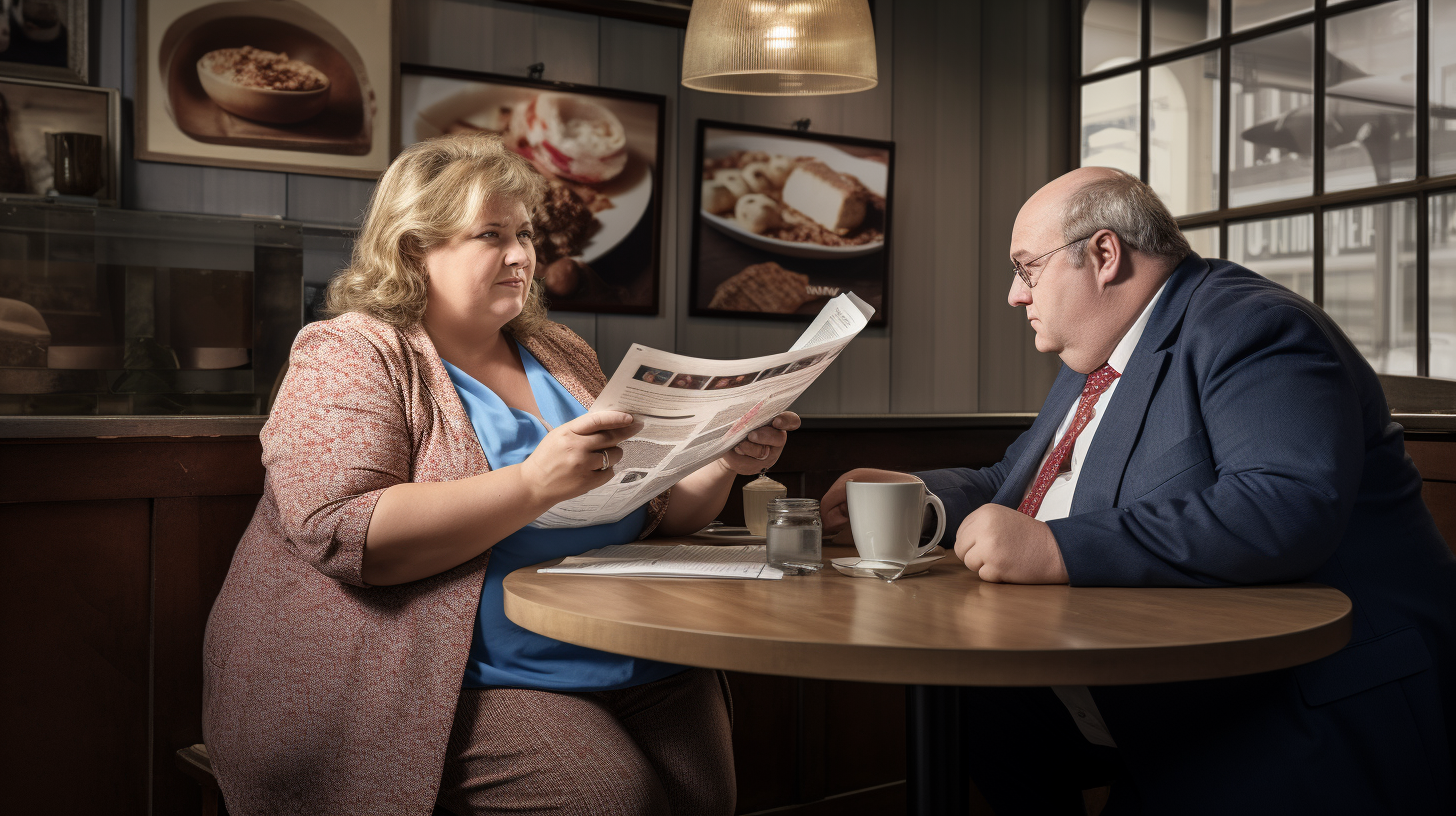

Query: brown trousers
[435,668,736,816]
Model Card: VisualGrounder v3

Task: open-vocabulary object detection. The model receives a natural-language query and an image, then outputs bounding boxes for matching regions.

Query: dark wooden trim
[0,437,265,504]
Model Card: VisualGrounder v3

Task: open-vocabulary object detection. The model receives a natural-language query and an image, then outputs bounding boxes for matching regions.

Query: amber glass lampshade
[681,0,878,96]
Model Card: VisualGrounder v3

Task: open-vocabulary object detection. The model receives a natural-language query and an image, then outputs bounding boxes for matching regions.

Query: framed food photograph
[0,76,120,204]
[400,63,665,315]
[690,120,893,325]
[0,0,89,83]
[136,0,394,178]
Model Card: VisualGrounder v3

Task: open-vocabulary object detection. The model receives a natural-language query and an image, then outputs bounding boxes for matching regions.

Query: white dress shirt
[1037,282,1166,748]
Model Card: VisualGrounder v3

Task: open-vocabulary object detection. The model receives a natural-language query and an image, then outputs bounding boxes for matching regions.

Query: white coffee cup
[845,480,946,564]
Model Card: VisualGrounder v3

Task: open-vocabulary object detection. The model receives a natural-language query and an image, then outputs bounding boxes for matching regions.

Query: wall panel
[101,0,1072,414]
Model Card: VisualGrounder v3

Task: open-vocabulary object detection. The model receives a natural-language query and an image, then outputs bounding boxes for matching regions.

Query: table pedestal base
[906,685,968,816]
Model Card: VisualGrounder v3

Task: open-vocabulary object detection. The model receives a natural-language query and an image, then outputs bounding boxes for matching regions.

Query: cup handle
[914,493,947,558]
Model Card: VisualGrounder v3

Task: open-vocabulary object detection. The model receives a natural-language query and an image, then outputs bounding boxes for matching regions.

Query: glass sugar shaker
[765,498,823,573]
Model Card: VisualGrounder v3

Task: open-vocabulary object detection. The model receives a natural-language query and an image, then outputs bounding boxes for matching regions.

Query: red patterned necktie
[1018,363,1121,518]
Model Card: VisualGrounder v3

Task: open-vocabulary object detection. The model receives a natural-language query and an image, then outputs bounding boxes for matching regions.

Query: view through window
[1079,0,1456,377]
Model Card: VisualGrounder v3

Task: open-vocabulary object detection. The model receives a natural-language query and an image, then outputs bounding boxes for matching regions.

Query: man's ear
[1088,229,1123,289]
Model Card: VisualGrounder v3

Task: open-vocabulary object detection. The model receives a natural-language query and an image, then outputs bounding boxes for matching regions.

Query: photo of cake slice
[781,159,866,234]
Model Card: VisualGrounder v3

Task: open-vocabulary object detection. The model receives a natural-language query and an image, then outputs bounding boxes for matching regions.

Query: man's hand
[954,504,1069,584]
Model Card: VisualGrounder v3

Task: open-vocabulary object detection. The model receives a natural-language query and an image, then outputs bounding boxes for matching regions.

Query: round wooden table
[504,542,1353,813]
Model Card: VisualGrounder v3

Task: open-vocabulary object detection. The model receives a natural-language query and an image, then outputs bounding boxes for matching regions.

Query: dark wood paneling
[152,495,257,816]
[1421,481,1456,554]
[727,671,802,813]
[1408,440,1456,482]
[775,427,1025,475]
[0,499,152,816]
[823,681,906,795]
[0,437,265,504]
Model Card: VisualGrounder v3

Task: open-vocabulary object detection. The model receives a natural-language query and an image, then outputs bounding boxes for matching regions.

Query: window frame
[1073,0,1456,376]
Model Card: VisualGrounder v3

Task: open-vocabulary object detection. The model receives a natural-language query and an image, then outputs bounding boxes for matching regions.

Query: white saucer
[830,548,947,579]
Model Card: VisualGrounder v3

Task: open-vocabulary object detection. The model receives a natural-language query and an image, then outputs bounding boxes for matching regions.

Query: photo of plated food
[699,132,889,260]
[691,122,892,325]
[139,0,391,176]
[400,65,665,316]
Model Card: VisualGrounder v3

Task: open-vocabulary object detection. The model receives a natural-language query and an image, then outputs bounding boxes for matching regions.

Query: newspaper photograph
[532,292,874,528]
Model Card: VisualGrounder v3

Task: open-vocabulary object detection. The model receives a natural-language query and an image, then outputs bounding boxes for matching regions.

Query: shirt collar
[1107,281,1167,374]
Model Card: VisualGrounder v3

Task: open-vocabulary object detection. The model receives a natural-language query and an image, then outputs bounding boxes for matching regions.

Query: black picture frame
[497,0,691,27]
[0,0,89,84]
[399,63,666,317]
[690,119,893,326]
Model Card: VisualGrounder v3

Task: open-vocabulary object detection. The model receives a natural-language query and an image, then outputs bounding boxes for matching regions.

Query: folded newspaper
[531,292,875,529]
[538,543,784,580]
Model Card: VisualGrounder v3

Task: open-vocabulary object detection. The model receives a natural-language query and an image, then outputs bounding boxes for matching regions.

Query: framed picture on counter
[0,0,89,84]
[690,120,893,326]
[0,76,120,204]
[400,64,665,316]
[136,0,394,178]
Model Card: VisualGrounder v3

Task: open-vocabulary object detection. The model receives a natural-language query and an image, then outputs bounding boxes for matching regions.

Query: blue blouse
[443,344,684,691]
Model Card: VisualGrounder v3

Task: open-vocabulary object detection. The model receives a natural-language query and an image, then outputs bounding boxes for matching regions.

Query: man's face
[1006,203,1099,363]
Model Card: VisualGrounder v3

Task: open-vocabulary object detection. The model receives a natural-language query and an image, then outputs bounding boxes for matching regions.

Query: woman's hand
[520,411,640,505]
[653,412,801,536]
[715,411,801,476]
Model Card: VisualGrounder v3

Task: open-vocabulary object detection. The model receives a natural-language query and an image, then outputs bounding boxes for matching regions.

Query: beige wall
[97,0,1070,413]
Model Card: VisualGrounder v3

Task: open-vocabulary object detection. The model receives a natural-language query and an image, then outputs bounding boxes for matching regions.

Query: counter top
[4,411,1454,439]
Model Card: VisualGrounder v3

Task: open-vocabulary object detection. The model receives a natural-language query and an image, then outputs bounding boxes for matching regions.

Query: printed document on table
[532,293,874,528]
[538,544,784,579]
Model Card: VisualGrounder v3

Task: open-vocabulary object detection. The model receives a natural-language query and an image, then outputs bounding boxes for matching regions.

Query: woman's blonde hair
[325,132,551,336]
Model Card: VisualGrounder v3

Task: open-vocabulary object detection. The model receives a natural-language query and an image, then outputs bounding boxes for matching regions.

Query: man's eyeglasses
[1012,233,1098,289]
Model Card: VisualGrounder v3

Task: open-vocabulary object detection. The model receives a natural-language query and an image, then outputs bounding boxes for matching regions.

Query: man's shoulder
[1185,257,1326,329]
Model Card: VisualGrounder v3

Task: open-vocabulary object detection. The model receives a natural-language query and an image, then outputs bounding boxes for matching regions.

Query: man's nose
[1008,276,1031,307]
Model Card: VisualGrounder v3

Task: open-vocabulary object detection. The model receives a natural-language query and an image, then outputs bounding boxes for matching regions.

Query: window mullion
[1139,0,1151,183]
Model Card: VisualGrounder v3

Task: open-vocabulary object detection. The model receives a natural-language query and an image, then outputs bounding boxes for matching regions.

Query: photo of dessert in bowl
[195,45,330,124]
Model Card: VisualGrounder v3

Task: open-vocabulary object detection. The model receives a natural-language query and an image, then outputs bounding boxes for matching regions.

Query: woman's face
[422,199,536,332]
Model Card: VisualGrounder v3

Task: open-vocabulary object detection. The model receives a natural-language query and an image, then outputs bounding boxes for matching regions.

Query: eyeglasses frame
[1012,231,1102,289]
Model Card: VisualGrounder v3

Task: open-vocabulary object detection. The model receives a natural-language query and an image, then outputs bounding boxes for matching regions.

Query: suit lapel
[992,365,1085,507]
[1069,253,1210,513]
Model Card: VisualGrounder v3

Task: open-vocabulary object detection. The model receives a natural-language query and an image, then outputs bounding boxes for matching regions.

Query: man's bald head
[1019,167,1190,268]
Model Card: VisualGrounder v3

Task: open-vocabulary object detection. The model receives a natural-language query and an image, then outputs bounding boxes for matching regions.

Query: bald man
[823,168,1456,815]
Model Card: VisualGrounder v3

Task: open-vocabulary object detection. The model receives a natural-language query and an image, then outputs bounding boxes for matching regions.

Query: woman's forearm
[653,459,739,537]
[362,464,553,585]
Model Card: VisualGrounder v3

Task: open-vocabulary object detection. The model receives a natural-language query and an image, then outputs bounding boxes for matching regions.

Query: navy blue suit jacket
[919,254,1456,814]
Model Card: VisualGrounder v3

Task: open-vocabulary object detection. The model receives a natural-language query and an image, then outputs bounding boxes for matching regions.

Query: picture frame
[690,120,893,326]
[400,63,666,316]
[136,0,395,178]
[0,0,89,84]
[0,76,120,205]
[496,1,692,27]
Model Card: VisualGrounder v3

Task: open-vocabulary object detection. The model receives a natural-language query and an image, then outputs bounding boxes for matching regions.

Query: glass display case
[0,199,312,416]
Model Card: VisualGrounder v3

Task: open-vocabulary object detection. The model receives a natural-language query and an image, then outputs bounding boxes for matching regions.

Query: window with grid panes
[1078,0,1456,377]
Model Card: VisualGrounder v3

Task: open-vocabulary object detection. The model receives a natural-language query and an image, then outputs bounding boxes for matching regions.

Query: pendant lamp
[681,0,878,96]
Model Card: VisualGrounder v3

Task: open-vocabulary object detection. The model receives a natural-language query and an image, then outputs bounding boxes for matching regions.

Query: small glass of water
[766,498,823,574]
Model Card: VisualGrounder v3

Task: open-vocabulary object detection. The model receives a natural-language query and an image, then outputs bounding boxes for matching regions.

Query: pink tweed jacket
[202,311,669,816]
